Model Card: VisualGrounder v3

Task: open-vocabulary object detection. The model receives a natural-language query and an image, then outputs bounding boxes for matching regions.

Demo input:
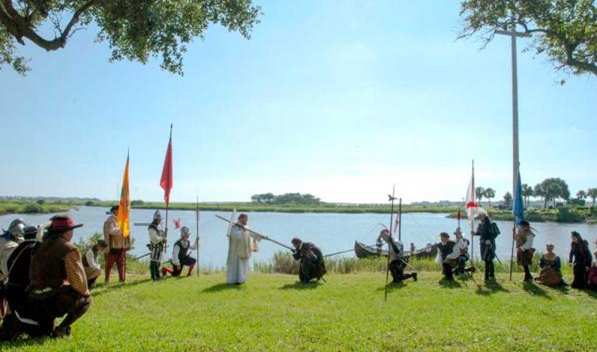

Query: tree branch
[1,0,99,51]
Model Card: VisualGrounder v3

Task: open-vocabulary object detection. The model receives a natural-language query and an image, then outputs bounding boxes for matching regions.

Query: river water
[1,207,596,268]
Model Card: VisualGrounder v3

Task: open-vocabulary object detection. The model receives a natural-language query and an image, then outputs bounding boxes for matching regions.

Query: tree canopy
[459,0,597,79]
[0,0,261,75]
[533,177,570,208]
[251,193,322,205]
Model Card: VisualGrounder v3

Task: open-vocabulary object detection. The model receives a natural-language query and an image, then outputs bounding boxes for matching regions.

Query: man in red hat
[28,215,91,338]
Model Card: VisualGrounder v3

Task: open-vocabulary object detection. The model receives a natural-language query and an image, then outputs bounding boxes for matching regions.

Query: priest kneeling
[291,238,326,283]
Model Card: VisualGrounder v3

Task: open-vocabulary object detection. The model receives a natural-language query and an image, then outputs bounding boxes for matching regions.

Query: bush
[23,203,42,213]
[556,207,584,223]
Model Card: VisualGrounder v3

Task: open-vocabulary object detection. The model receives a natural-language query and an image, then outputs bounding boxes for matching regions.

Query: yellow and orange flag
[117,153,131,238]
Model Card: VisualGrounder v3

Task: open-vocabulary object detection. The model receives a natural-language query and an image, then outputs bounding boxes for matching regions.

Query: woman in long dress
[535,243,563,287]
[569,231,593,289]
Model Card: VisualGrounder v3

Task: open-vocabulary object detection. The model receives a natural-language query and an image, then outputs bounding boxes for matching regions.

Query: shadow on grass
[475,280,509,296]
[91,278,154,297]
[521,281,552,300]
[581,289,597,299]
[376,280,408,293]
[279,281,322,290]
[202,283,245,293]
[439,278,462,289]
[0,336,49,348]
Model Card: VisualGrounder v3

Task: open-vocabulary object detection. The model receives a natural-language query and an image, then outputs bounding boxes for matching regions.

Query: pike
[215,214,294,251]
[384,186,397,302]
[196,194,200,277]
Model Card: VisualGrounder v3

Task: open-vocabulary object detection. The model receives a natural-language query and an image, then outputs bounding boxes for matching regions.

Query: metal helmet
[181,226,190,236]
[8,219,26,240]
[153,210,162,221]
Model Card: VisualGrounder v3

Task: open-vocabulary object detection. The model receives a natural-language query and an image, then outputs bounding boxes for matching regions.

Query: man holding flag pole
[160,124,174,266]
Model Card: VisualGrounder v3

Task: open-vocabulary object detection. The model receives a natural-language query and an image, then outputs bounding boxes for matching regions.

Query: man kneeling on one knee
[162,226,197,277]
[378,229,417,283]
[28,216,91,338]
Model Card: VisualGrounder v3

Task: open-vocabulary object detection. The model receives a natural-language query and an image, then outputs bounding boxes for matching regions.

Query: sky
[1,0,595,204]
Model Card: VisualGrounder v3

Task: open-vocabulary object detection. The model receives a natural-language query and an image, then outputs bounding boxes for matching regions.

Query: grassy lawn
[2,272,596,352]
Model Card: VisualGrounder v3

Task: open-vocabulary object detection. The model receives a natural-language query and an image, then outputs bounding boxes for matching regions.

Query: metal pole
[511,21,520,281]
[384,185,396,302]
[196,195,200,277]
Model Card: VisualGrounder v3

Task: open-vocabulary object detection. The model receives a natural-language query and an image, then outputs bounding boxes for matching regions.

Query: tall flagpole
[196,194,200,277]
[163,124,173,259]
[471,160,475,263]
[384,185,396,302]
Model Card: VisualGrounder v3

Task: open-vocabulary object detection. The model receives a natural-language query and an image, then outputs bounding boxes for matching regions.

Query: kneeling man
[291,238,326,283]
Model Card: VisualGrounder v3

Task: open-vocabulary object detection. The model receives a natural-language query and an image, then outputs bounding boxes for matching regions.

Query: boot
[52,326,71,339]
[412,272,418,282]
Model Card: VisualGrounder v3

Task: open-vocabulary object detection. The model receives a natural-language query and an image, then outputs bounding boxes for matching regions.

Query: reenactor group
[0,207,595,342]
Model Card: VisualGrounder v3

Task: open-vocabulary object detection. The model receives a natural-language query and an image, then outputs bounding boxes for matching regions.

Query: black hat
[519,220,530,227]
[439,232,450,239]
[107,205,119,215]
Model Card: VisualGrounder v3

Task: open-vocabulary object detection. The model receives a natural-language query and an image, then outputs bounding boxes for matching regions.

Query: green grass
[0,201,73,216]
[2,271,595,351]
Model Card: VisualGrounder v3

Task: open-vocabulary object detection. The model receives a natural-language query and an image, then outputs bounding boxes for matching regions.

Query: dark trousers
[389,260,414,282]
[172,257,197,277]
[150,261,161,281]
[29,286,91,336]
[105,248,126,283]
[442,262,454,279]
[484,260,495,280]
[571,263,588,289]
[523,265,532,281]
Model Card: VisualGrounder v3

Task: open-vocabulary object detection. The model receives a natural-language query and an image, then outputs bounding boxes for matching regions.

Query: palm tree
[576,190,587,200]
[475,187,485,205]
[484,188,496,207]
[587,188,597,207]
[503,192,513,208]
[522,184,533,208]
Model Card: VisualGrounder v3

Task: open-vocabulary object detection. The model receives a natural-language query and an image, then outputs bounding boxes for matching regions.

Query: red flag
[173,218,181,229]
[160,125,173,205]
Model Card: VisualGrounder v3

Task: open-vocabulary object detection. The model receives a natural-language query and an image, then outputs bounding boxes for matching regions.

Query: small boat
[354,241,387,258]
[354,241,438,260]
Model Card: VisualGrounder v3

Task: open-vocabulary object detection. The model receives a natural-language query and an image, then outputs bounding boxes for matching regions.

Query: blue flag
[513,169,524,225]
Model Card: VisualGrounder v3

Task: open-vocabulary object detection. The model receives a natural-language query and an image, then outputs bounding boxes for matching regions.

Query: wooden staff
[215,215,294,251]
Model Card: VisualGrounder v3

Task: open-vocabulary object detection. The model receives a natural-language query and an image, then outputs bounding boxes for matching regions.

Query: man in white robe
[226,213,252,284]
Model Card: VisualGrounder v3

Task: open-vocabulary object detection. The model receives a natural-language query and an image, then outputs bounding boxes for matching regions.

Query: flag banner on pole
[160,126,173,205]
[117,153,131,238]
[173,218,181,229]
[394,210,399,234]
[513,169,525,225]
[466,178,478,222]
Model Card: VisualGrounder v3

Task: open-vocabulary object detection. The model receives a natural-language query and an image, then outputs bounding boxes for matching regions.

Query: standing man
[378,229,417,284]
[28,215,91,338]
[473,209,500,282]
[437,232,456,280]
[164,226,197,277]
[148,210,167,281]
[226,213,252,284]
[103,206,129,283]
[515,220,535,282]
[291,237,326,283]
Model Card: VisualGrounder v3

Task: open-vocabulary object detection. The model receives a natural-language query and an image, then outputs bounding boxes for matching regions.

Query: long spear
[323,243,379,258]
[196,195,200,277]
[384,186,397,302]
[215,215,294,251]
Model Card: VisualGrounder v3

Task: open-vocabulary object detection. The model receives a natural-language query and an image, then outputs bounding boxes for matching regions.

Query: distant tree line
[250,193,321,205]
[478,178,597,210]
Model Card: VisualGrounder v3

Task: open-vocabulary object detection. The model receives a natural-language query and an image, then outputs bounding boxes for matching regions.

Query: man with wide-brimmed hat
[28,215,91,338]
[103,205,129,283]
[473,209,500,282]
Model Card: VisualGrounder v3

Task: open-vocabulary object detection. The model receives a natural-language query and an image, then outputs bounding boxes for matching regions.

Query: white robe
[226,226,251,284]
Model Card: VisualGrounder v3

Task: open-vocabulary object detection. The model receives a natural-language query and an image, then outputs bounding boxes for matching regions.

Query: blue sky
[1,0,595,203]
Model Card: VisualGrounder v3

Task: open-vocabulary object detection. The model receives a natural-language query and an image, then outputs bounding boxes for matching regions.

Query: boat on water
[354,241,438,259]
